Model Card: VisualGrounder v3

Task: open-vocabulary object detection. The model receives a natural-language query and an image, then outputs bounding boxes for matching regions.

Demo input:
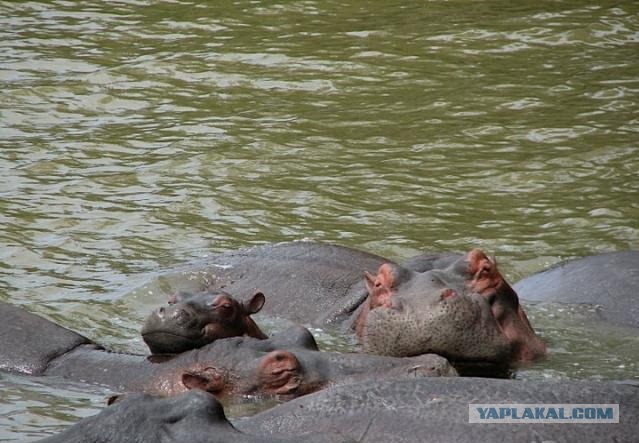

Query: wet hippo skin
[514,251,639,328]
[0,301,455,399]
[236,377,639,443]
[159,242,545,364]
[37,389,304,443]
[0,301,92,375]
[38,378,639,443]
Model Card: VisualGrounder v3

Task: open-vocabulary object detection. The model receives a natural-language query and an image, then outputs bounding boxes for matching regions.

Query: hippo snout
[150,305,194,327]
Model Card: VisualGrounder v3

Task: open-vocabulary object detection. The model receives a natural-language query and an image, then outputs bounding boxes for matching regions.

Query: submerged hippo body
[41,378,639,443]
[0,301,455,400]
[514,251,639,328]
[238,378,639,443]
[163,242,544,363]
[38,390,298,443]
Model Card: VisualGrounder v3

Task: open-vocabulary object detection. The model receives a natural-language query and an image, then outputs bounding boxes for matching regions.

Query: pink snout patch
[441,289,457,300]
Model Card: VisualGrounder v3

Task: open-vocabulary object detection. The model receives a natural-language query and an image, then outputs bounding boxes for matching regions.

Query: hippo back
[0,300,92,375]
[235,378,639,443]
[170,242,392,324]
[514,251,639,328]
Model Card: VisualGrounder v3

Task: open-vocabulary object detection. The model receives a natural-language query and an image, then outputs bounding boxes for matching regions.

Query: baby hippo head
[141,290,267,354]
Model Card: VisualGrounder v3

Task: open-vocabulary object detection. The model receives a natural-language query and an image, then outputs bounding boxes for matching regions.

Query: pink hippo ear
[466,249,502,296]
[466,249,546,361]
[241,292,268,340]
[364,263,396,309]
[243,292,266,315]
[181,367,226,395]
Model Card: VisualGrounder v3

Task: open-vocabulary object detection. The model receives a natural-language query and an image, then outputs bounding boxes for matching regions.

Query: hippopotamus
[142,290,268,354]
[0,300,455,400]
[38,389,299,443]
[40,378,638,443]
[237,377,639,442]
[514,251,639,329]
[157,242,544,363]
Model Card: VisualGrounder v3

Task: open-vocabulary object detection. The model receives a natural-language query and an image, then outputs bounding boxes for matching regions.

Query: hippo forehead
[182,291,234,306]
[172,289,233,304]
[198,335,282,365]
[393,268,472,306]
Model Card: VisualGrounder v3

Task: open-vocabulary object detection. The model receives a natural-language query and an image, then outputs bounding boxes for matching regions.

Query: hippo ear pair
[242,292,265,314]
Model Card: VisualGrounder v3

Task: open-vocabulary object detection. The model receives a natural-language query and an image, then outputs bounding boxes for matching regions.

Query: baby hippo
[142,290,267,354]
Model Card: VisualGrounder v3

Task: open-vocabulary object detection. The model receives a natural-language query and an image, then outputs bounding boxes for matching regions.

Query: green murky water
[1,0,638,440]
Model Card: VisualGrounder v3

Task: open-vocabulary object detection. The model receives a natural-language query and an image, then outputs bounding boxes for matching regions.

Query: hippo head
[175,326,322,399]
[138,325,456,400]
[173,325,455,400]
[180,349,314,399]
[141,290,267,354]
[69,390,240,443]
[356,249,546,364]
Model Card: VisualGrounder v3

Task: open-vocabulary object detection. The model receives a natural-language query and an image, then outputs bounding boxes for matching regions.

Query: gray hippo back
[40,378,639,442]
[236,377,639,443]
[514,251,639,328]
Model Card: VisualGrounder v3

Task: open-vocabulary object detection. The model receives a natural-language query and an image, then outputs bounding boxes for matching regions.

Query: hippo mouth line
[142,331,202,348]
[141,331,204,344]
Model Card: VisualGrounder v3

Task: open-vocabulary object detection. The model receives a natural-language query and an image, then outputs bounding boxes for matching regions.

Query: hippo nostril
[167,309,193,326]
[173,309,186,317]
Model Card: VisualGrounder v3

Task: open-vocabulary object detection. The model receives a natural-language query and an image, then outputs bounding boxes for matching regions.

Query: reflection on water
[1,0,638,440]
[518,303,639,381]
[0,374,110,441]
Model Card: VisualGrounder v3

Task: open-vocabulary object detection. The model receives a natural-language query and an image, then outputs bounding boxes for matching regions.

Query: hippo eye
[212,303,233,313]
[374,281,382,288]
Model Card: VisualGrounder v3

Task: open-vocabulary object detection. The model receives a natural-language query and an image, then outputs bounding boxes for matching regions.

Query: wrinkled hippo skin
[163,242,544,363]
[38,390,300,443]
[514,251,639,328]
[236,378,639,443]
[0,301,455,399]
[142,290,267,354]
